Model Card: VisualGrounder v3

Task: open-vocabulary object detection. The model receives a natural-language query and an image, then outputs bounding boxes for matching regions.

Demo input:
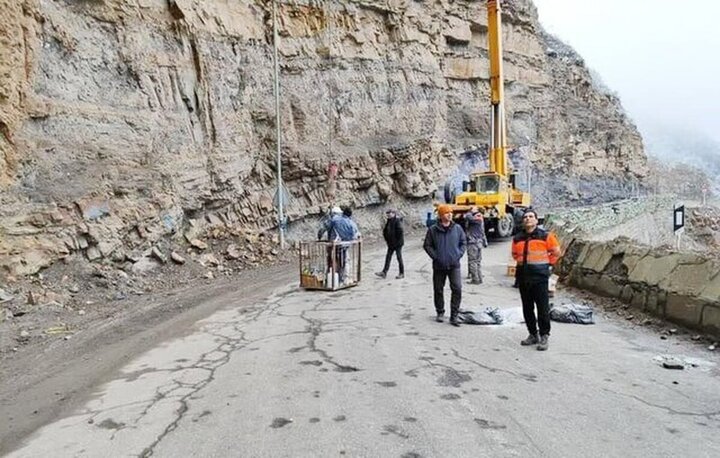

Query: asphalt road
[7,239,720,457]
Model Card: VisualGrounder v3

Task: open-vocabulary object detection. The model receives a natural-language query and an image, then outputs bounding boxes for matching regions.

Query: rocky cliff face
[0,0,647,276]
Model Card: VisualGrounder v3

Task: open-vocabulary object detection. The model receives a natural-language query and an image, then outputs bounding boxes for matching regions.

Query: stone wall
[548,198,720,336]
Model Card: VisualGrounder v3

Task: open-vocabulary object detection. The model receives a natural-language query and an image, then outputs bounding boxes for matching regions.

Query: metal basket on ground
[299,240,362,291]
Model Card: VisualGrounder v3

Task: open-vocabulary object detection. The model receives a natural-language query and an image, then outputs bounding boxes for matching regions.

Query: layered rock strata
[0,0,647,276]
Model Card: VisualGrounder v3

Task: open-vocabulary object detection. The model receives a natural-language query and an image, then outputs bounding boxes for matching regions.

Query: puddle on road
[382,424,409,439]
[335,364,360,373]
[270,417,293,428]
[437,367,472,387]
[96,418,125,430]
[474,418,507,430]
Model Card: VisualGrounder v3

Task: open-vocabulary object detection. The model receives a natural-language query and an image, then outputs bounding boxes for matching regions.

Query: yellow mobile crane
[440,0,531,237]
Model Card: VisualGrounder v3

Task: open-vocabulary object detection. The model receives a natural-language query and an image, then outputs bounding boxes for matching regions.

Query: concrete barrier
[547,197,720,336]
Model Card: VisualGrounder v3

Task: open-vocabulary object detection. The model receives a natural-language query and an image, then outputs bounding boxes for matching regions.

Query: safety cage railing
[299,240,362,291]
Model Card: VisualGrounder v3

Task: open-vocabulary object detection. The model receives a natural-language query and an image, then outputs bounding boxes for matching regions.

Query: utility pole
[272,0,285,248]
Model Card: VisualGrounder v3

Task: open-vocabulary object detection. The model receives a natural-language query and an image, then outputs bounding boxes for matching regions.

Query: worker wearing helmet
[511,209,561,351]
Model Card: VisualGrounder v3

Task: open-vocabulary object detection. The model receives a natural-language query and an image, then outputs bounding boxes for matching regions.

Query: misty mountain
[640,122,720,193]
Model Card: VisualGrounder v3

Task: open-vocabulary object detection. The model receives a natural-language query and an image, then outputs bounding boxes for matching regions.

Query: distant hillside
[641,123,720,194]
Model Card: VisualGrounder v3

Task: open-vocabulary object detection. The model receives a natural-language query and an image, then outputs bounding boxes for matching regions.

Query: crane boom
[431,0,531,238]
[487,0,507,178]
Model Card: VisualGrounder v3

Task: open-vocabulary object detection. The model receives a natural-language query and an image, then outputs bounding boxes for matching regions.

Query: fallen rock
[226,244,241,260]
[710,345,717,351]
[199,254,220,267]
[19,330,30,340]
[44,300,64,309]
[204,271,214,280]
[170,252,186,264]
[190,239,208,250]
[131,257,161,275]
[0,288,14,303]
[151,247,167,264]
[126,253,142,263]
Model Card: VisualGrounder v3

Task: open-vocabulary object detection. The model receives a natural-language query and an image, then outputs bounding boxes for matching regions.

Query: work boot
[396,273,404,279]
[537,335,549,351]
[521,334,539,346]
[374,271,386,278]
[435,314,444,323]
[450,316,460,327]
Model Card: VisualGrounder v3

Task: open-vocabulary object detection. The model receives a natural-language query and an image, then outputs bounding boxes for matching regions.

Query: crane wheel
[496,214,514,237]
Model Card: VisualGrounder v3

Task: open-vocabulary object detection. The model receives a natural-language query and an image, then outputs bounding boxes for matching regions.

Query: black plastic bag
[457,308,504,325]
[550,303,595,325]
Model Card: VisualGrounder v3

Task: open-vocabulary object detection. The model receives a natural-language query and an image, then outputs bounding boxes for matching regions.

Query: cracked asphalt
[6,239,720,457]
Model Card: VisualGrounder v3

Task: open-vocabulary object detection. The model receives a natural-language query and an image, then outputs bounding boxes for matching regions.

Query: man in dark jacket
[375,209,405,279]
[424,204,467,326]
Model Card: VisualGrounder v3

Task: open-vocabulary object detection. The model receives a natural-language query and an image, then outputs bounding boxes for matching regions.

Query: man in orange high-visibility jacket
[511,209,561,351]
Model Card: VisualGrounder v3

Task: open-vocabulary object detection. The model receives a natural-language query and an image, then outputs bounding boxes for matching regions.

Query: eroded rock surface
[0,0,646,276]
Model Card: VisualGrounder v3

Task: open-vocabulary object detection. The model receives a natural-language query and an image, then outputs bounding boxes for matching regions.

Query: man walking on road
[511,209,561,351]
[375,209,404,279]
[424,204,467,326]
[463,206,488,284]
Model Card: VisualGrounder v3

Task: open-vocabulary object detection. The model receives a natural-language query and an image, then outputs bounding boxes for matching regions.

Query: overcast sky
[533,0,720,144]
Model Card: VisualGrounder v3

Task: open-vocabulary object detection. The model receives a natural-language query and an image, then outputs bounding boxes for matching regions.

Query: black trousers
[433,268,462,317]
[519,278,550,336]
[382,246,404,274]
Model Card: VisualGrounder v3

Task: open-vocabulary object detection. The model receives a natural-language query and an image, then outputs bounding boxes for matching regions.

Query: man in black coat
[375,209,405,279]
[423,204,467,326]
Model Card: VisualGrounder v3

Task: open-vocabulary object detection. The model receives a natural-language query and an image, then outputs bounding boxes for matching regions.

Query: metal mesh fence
[299,240,362,290]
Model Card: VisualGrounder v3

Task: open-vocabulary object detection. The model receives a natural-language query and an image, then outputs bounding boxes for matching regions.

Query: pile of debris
[0,225,288,355]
